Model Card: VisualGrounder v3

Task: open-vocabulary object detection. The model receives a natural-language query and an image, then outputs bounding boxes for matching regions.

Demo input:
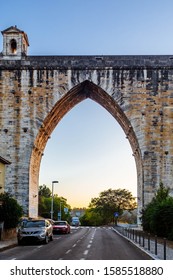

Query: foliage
[38,184,51,197]
[0,192,23,229]
[80,208,104,226]
[80,188,137,226]
[141,183,173,240]
[38,185,71,222]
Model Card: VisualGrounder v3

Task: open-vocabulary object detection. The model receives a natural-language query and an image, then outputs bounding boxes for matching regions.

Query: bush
[151,198,173,239]
[0,192,23,229]
[141,183,173,240]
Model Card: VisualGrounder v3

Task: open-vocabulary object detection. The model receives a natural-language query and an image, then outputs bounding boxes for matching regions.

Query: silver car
[17,219,53,245]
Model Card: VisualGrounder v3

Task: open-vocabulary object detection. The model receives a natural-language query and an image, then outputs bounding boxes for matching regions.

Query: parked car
[53,220,71,234]
[17,219,53,245]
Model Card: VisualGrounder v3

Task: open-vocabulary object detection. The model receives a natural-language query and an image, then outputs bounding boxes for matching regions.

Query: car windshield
[54,221,66,225]
[24,220,45,228]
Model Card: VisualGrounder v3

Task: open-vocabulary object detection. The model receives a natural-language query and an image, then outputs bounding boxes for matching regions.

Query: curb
[0,242,17,252]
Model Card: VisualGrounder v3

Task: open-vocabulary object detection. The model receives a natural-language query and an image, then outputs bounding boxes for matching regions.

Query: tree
[38,185,71,221]
[38,185,51,197]
[0,192,23,229]
[38,185,52,217]
[141,183,173,240]
[80,208,104,226]
[89,188,137,225]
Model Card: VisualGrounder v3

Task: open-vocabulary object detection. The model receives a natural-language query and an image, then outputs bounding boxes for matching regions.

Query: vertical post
[135,230,137,242]
[60,201,62,221]
[155,235,157,255]
[163,238,167,260]
[51,182,54,220]
[51,180,59,220]
[148,233,150,251]
[142,232,145,247]
[139,231,141,245]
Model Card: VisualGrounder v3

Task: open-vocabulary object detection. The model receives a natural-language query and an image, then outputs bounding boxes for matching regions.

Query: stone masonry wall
[0,55,173,217]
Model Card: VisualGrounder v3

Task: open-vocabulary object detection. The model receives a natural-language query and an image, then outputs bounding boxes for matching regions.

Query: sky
[1,0,173,208]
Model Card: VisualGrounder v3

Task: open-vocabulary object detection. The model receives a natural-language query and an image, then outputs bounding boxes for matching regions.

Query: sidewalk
[113,226,173,260]
[0,237,17,252]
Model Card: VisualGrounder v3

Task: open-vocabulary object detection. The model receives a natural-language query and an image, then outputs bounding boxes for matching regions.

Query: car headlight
[39,230,46,234]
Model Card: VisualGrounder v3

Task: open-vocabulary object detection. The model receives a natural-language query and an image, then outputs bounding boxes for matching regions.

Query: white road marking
[83,250,89,255]
[65,249,72,254]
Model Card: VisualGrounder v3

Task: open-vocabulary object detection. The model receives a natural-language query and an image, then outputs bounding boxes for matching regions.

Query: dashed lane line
[83,250,89,255]
[65,249,72,254]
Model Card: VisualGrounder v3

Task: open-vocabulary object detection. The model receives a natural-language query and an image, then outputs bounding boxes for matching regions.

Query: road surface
[0,226,152,260]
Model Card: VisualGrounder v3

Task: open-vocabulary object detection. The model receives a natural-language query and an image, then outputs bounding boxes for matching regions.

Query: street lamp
[59,201,62,221]
[50,180,59,220]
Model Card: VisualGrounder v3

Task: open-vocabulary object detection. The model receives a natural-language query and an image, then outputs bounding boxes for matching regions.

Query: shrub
[151,198,173,239]
[0,192,23,229]
[141,183,173,240]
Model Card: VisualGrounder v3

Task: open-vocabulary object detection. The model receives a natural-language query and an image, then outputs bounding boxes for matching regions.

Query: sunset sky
[1,0,173,208]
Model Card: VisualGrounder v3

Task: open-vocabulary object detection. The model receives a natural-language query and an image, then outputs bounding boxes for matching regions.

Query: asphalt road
[0,226,152,260]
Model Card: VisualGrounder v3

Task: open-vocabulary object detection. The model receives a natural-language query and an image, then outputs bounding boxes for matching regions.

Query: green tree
[89,188,136,225]
[0,192,23,229]
[141,183,173,240]
[38,185,52,217]
[38,185,71,221]
[80,208,103,226]
[38,184,51,197]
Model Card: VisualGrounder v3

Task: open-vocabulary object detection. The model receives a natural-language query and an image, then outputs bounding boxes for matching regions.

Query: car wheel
[44,235,49,244]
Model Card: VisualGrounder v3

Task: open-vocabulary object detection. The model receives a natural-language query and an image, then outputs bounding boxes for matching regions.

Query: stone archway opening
[29,80,143,219]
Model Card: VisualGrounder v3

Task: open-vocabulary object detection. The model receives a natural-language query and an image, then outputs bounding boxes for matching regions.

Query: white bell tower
[1,25,29,59]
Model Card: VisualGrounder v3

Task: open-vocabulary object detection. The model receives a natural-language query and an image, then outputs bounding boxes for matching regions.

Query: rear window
[54,221,66,225]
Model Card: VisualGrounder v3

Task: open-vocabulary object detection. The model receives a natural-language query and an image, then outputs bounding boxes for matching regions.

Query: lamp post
[51,180,59,220]
[59,201,62,221]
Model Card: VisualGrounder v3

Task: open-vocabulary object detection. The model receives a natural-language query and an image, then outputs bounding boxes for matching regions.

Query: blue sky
[1,0,173,207]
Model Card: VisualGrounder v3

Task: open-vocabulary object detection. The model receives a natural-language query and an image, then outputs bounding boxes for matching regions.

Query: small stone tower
[1,25,29,59]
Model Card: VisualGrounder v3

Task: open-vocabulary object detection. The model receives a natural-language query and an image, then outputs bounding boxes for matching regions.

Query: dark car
[53,220,71,234]
[17,219,53,245]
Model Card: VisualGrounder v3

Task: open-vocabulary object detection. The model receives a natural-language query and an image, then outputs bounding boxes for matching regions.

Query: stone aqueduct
[1,26,173,219]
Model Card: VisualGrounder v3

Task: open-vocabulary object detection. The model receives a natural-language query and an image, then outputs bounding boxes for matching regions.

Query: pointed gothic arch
[29,80,143,218]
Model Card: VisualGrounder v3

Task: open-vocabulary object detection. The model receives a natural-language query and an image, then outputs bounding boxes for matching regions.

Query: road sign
[64,207,68,213]
[114,212,119,217]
